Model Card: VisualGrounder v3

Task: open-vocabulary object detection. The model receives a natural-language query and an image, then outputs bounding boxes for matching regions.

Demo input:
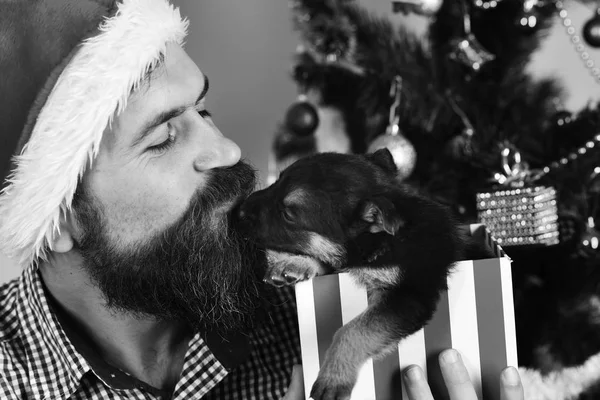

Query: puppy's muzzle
[233,199,260,237]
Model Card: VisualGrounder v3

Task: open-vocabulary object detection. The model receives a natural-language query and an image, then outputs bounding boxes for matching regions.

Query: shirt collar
[202,329,252,370]
[16,265,91,399]
[15,265,254,399]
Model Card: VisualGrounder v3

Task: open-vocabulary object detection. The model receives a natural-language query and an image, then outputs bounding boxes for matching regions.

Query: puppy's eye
[281,208,295,223]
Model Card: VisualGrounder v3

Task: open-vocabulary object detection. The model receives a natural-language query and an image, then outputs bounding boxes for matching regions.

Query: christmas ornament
[583,7,600,48]
[284,95,320,137]
[445,93,475,160]
[575,168,600,257]
[517,0,542,33]
[551,110,573,127]
[473,0,502,10]
[368,132,417,180]
[391,0,443,16]
[476,143,559,247]
[578,216,600,257]
[449,35,495,71]
[367,76,416,180]
[448,0,495,71]
[447,128,474,160]
[556,1,600,83]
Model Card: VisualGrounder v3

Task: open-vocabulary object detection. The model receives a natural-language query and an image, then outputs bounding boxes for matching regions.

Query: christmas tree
[273,0,600,397]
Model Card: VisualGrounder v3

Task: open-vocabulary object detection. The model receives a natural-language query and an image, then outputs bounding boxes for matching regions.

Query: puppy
[237,149,469,400]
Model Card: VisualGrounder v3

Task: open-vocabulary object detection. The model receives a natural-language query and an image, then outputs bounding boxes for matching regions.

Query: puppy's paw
[310,372,354,400]
[264,249,326,287]
[310,328,360,400]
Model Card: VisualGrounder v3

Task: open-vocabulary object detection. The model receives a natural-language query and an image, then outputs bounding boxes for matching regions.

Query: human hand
[403,349,524,400]
[283,364,305,400]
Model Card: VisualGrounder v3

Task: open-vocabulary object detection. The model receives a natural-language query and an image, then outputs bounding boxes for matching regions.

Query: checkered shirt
[0,266,301,399]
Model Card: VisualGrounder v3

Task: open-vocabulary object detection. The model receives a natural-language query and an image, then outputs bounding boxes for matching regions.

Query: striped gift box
[295,224,516,400]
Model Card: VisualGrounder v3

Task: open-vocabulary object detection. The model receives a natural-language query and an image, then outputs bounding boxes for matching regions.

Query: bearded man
[0,1,523,399]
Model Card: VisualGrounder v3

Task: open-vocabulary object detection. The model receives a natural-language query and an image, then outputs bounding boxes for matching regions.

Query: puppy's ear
[366,148,397,173]
[360,196,405,235]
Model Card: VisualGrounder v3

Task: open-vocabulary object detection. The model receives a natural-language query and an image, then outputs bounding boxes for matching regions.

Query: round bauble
[583,11,600,48]
[285,100,320,137]
[367,133,417,181]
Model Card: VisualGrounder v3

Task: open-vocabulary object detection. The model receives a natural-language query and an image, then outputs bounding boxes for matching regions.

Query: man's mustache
[198,161,257,212]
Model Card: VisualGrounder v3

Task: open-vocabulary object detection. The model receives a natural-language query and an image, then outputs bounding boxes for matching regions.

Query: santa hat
[0,0,189,266]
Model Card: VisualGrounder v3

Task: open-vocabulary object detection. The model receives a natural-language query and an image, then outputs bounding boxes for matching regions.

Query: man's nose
[194,135,241,172]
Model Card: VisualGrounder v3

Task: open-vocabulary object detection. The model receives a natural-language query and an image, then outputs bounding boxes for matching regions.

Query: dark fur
[238,149,483,400]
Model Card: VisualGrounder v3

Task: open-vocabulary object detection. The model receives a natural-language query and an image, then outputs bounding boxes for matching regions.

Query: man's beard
[73,161,268,335]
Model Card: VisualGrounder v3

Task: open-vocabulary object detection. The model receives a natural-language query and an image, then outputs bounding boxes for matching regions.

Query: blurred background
[1,0,599,278]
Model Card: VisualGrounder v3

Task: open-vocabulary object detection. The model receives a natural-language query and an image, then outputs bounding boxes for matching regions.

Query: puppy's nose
[237,195,261,221]
[237,201,251,221]
[235,201,258,237]
[237,206,246,220]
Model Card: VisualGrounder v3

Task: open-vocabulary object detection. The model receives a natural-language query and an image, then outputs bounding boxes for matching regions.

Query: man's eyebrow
[131,74,210,148]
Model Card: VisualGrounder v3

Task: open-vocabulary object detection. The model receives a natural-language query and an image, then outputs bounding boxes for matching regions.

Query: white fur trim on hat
[519,350,600,399]
[0,0,189,266]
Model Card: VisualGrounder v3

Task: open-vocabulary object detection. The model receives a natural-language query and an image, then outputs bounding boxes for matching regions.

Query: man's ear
[51,213,76,254]
[359,196,404,235]
[366,148,397,174]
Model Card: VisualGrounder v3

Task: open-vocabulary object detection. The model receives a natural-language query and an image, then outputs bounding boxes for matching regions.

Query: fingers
[439,349,479,400]
[500,367,524,400]
[403,365,434,400]
[283,365,306,400]
[404,351,523,400]
[403,349,478,400]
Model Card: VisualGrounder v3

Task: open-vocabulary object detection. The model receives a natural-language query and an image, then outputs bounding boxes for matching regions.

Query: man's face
[71,43,267,334]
